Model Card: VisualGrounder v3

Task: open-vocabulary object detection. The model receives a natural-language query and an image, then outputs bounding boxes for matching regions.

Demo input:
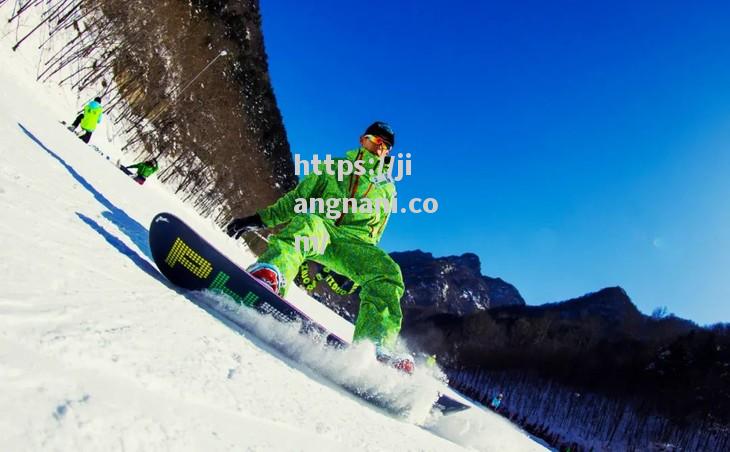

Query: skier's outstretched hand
[226,214,264,239]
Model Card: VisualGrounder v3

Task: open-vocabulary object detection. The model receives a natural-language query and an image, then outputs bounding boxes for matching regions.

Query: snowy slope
[0,12,547,452]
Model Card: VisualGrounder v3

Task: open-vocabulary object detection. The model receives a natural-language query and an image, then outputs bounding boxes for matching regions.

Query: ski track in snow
[0,5,546,451]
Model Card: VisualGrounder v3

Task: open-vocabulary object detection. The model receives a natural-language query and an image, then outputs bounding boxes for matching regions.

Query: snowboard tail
[148,212,470,415]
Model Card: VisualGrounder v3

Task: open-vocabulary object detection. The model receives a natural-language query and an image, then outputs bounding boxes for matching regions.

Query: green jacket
[259,148,396,244]
[128,161,159,178]
[79,100,103,132]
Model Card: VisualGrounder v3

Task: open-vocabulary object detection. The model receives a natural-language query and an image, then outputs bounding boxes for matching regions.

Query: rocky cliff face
[391,251,525,323]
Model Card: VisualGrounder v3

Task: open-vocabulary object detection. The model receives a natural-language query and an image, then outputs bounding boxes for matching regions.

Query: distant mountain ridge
[491,286,641,325]
[401,285,698,355]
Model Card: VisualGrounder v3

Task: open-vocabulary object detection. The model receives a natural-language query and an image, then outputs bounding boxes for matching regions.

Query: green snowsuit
[128,161,159,178]
[257,148,404,349]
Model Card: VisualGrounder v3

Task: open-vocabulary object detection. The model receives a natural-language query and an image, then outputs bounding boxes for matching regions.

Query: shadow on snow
[17,122,299,371]
[18,123,151,260]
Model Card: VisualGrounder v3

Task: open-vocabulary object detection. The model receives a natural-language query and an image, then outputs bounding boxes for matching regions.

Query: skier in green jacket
[67,97,103,143]
[122,158,159,185]
[227,122,413,372]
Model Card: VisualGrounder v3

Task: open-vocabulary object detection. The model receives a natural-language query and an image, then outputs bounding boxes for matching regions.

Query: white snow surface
[0,10,546,452]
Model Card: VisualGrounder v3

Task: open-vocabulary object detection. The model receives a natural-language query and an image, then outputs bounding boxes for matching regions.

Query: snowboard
[148,212,470,415]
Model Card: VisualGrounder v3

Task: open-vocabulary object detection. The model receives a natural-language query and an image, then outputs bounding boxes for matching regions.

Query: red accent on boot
[250,267,279,293]
[393,357,415,375]
[376,346,415,375]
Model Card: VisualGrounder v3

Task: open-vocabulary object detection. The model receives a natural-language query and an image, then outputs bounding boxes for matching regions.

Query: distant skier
[426,354,437,367]
[67,97,103,143]
[121,158,159,185]
[226,122,413,372]
[490,393,504,410]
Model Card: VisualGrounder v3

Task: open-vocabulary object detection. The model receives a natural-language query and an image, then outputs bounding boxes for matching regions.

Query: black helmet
[364,121,395,148]
[94,96,102,103]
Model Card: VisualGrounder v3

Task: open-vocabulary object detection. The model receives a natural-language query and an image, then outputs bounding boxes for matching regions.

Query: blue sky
[258,0,730,325]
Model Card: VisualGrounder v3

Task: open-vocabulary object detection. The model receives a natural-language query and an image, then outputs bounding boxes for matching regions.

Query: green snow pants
[256,214,405,349]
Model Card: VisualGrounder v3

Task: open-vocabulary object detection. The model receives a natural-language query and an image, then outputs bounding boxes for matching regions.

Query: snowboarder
[67,97,103,143]
[426,354,437,367]
[490,393,504,410]
[121,158,159,185]
[226,121,413,372]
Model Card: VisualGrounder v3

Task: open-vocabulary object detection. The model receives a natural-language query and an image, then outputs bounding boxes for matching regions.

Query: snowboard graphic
[148,212,470,414]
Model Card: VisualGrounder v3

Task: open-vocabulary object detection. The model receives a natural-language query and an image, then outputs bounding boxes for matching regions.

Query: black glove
[226,213,264,239]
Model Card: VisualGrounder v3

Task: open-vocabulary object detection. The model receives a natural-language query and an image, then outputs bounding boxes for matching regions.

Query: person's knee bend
[361,256,404,303]
[383,256,405,292]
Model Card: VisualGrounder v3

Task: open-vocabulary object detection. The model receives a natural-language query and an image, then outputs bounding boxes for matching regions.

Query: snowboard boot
[376,345,415,375]
[247,262,284,295]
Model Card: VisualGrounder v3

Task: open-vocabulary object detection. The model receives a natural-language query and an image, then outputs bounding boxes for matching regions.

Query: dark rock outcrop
[391,251,525,323]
